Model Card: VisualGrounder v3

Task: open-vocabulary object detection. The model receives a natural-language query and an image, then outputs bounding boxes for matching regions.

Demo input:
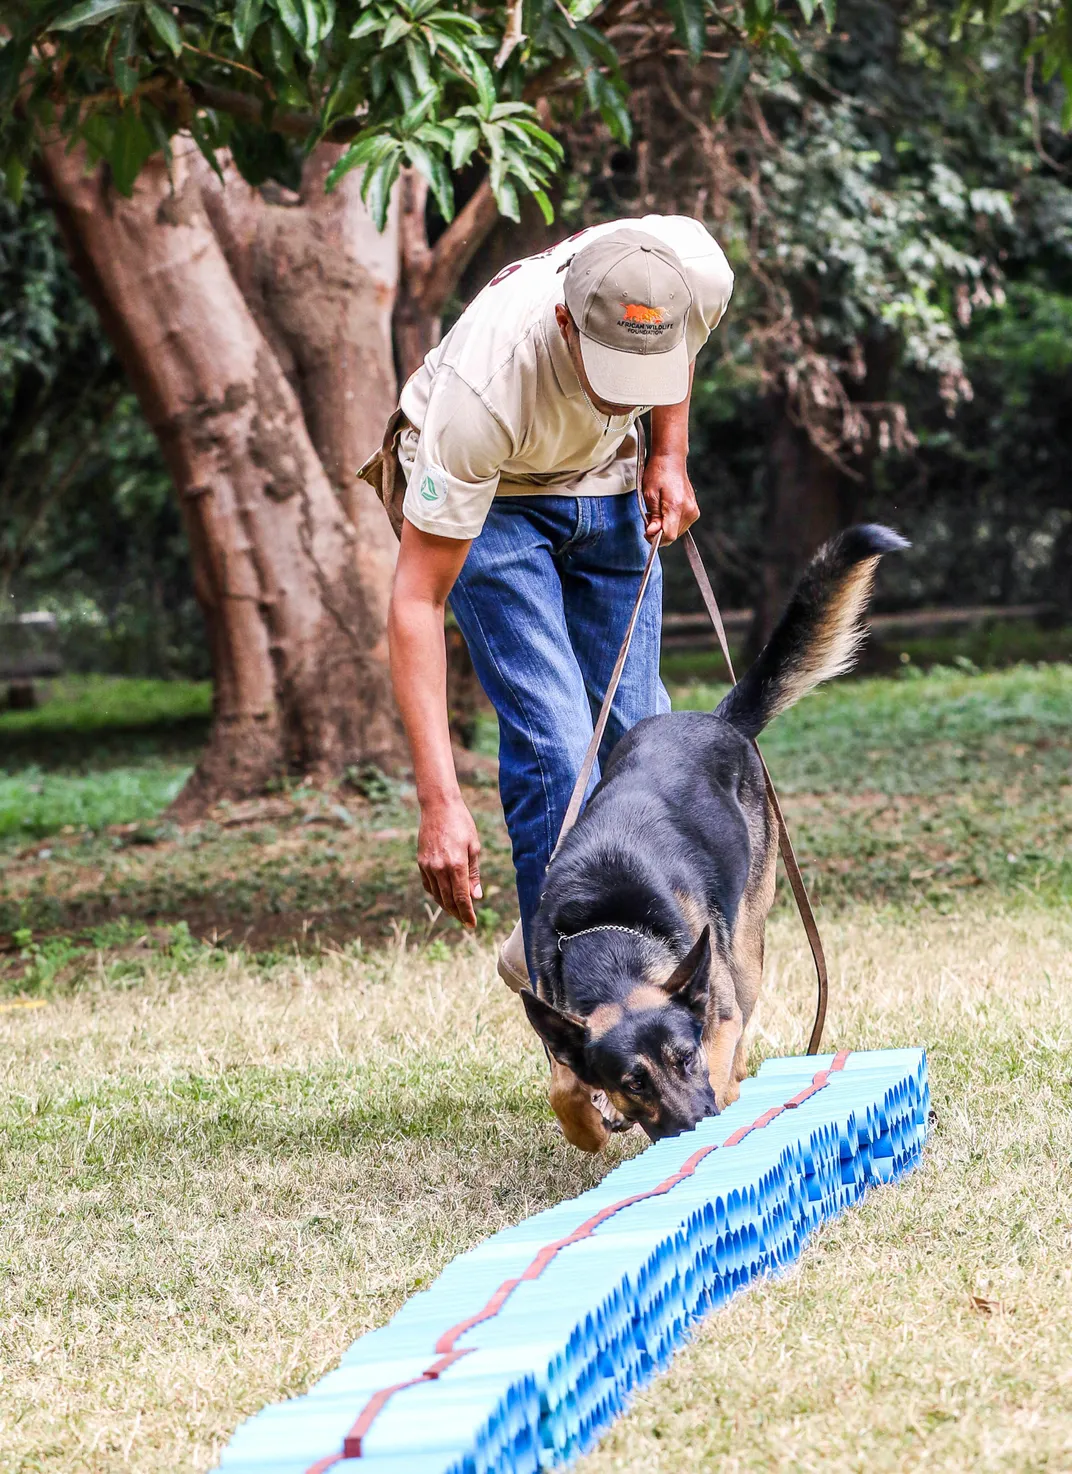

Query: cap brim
[578,333,690,408]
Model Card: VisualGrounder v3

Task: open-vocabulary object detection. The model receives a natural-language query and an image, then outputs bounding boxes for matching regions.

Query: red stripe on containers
[312,1051,850,1468]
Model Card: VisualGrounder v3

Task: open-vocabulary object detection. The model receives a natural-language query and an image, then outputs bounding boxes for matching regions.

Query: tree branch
[421,178,499,315]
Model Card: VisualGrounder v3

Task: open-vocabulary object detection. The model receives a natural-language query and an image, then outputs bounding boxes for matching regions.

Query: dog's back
[533,523,908,998]
[531,712,767,1011]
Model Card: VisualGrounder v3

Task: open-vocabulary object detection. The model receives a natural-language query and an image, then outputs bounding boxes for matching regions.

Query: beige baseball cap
[563,228,693,407]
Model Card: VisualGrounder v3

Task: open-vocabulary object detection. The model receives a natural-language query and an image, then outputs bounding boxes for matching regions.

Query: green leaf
[712,47,749,117]
[0,39,33,105]
[820,0,836,28]
[113,14,140,99]
[323,51,365,121]
[349,11,383,41]
[665,0,706,61]
[270,18,298,75]
[467,48,498,116]
[189,111,225,183]
[510,117,565,159]
[405,35,433,94]
[420,6,481,25]
[598,80,632,144]
[325,130,397,189]
[450,121,480,169]
[232,0,263,51]
[144,0,184,56]
[796,0,816,20]
[381,13,412,47]
[364,151,402,229]
[399,86,439,134]
[493,175,520,221]
[302,0,320,50]
[5,153,27,205]
[414,121,452,148]
[275,0,307,50]
[532,187,554,225]
[108,109,156,195]
[403,138,454,219]
[568,0,603,18]
[49,0,134,30]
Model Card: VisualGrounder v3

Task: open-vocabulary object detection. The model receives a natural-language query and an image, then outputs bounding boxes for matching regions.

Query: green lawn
[2,664,1068,945]
[0,664,1070,1471]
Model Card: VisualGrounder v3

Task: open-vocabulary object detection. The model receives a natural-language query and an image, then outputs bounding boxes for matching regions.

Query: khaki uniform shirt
[398,215,733,541]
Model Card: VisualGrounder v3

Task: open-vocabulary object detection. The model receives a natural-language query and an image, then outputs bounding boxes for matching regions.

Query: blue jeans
[449,493,670,973]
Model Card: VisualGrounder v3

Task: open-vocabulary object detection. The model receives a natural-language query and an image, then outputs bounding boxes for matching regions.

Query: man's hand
[642,452,699,544]
[417,795,483,928]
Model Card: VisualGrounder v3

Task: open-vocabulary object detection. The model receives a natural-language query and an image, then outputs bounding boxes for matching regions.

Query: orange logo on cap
[622,304,665,324]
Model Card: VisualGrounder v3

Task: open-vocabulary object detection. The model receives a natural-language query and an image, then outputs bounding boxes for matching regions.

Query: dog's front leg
[548,1060,610,1152]
[704,1007,744,1111]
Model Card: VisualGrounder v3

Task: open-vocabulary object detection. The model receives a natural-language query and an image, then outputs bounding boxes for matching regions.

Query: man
[384,216,733,985]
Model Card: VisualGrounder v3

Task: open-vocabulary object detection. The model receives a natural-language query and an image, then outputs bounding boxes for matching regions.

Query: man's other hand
[642,453,699,544]
[417,795,483,928]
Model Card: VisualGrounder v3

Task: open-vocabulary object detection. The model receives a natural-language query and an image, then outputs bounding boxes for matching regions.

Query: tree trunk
[40,139,406,813]
[749,393,863,657]
[750,333,898,654]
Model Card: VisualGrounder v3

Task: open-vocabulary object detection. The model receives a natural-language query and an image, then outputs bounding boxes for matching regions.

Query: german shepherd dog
[522,525,908,1152]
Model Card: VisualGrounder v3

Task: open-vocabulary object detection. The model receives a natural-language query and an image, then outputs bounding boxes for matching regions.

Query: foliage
[1,0,839,227]
[566,0,1070,459]
[543,0,1071,615]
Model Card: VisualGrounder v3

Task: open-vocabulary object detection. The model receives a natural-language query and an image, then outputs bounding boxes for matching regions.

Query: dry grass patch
[581,902,1072,1474]
[1,900,1070,1472]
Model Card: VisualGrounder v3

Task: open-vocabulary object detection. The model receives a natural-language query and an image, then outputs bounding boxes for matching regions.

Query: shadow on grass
[0,714,210,774]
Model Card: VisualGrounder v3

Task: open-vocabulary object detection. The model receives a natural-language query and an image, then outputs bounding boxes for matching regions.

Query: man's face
[554,303,637,418]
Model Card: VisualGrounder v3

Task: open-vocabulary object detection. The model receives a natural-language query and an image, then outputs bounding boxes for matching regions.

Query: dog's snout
[644,1089,719,1142]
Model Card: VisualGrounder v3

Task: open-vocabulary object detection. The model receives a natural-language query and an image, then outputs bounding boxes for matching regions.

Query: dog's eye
[624,1069,649,1095]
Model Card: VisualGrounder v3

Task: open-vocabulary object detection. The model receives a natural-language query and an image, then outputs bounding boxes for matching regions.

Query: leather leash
[682,531,828,1055]
[551,424,828,1056]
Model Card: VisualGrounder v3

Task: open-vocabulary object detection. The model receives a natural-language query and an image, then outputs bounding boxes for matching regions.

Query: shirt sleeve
[678,226,734,361]
[402,367,513,540]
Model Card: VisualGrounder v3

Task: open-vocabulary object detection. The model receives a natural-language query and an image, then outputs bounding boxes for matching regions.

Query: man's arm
[388,520,482,927]
[642,362,697,544]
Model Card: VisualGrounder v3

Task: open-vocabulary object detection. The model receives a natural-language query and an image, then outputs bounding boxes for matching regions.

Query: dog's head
[522,927,718,1141]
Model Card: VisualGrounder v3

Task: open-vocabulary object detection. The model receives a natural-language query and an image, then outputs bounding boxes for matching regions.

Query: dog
[521,524,908,1152]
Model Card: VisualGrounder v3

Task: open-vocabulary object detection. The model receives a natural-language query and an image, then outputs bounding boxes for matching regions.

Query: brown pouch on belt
[357,405,410,541]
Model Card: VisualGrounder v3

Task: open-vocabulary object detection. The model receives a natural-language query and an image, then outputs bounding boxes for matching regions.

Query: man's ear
[661,925,712,1021]
[521,990,590,1077]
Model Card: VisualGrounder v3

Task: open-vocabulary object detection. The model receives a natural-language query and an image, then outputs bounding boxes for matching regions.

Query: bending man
[380,216,734,985]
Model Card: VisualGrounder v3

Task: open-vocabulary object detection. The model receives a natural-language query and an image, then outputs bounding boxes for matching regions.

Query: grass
[0,663,1070,1470]
[1,902,1069,1471]
[660,619,1072,686]
[0,764,190,841]
[0,677,211,741]
[2,664,1067,949]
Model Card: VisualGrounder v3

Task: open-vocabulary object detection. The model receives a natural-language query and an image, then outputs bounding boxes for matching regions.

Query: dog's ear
[661,925,711,1020]
[521,990,590,1076]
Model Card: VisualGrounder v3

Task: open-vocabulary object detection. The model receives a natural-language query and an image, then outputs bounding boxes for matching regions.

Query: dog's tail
[715,524,909,740]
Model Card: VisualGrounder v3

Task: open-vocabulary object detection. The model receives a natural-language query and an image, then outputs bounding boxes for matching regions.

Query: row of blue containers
[218,1048,929,1474]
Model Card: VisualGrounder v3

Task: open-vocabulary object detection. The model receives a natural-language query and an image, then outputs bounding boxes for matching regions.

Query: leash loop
[551,418,828,1055]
